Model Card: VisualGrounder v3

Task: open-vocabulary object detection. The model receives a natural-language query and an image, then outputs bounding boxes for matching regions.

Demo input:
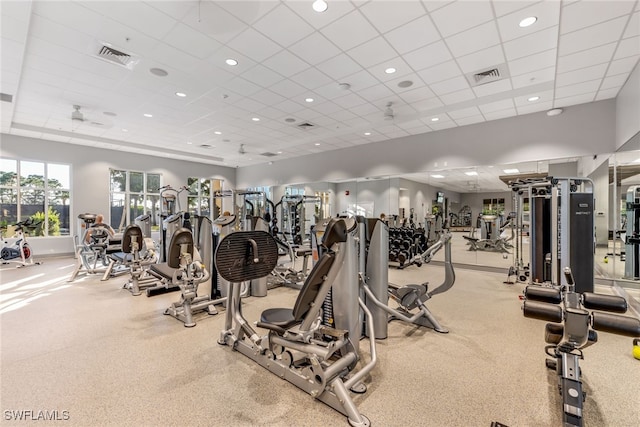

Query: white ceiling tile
[384,15,441,55]
[556,42,617,73]
[417,60,462,84]
[504,26,559,60]
[356,84,396,103]
[492,0,539,18]
[445,21,500,58]
[341,70,380,91]
[347,36,398,68]
[556,63,608,88]
[371,57,414,82]
[497,1,560,42]
[241,64,285,88]
[145,1,195,21]
[315,53,363,80]
[473,79,513,98]
[439,88,476,105]
[430,0,494,38]
[262,50,310,78]
[511,66,556,89]
[455,115,485,126]
[406,125,433,135]
[595,87,621,100]
[449,106,481,119]
[254,106,286,120]
[320,10,379,51]
[483,107,518,121]
[559,16,627,56]
[561,0,635,34]
[384,129,411,138]
[290,67,334,90]
[457,45,506,74]
[422,1,454,13]
[162,23,221,59]
[310,101,343,115]
[399,86,437,103]
[82,1,178,40]
[624,11,640,38]
[359,0,427,34]
[403,41,452,72]
[288,32,341,65]
[314,81,353,100]
[606,55,640,76]
[555,79,601,99]
[601,73,630,90]
[429,121,458,131]
[224,77,262,97]
[614,36,640,60]
[253,4,315,47]
[207,46,258,75]
[516,100,552,115]
[273,99,306,114]
[232,97,267,114]
[328,109,358,122]
[216,1,279,25]
[350,102,380,117]
[509,49,557,76]
[227,28,282,62]
[514,90,553,106]
[430,75,470,96]
[332,93,368,109]
[478,98,516,114]
[287,0,356,29]
[554,93,596,108]
[385,72,426,93]
[181,1,247,44]
[395,119,424,130]
[269,79,307,98]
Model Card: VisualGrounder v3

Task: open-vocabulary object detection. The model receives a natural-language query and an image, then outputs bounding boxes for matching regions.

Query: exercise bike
[0,218,42,268]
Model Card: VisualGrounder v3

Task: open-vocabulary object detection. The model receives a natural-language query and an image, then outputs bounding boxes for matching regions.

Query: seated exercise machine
[522,267,640,426]
[152,227,218,327]
[112,223,159,296]
[216,218,377,427]
[69,213,125,282]
[463,214,514,253]
[0,218,42,268]
[357,217,456,336]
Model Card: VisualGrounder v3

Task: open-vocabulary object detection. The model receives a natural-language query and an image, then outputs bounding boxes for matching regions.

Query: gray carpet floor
[1,256,638,427]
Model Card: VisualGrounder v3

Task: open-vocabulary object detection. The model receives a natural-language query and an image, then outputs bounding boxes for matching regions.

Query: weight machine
[0,218,42,268]
[624,185,640,279]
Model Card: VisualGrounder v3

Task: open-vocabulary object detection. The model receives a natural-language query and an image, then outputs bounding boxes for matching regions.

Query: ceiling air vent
[94,43,139,69]
[261,152,277,157]
[297,122,315,129]
[466,64,509,87]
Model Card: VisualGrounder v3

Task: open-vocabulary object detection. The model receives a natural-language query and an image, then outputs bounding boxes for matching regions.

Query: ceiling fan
[70,105,108,130]
[238,144,246,155]
[71,105,87,122]
[383,102,394,121]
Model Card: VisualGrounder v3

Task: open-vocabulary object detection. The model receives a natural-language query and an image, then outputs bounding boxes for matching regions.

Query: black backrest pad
[215,230,279,282]
[321,218,347,249]
[292,252,336,321]
[122,224,143,253]
[168,228,194,268]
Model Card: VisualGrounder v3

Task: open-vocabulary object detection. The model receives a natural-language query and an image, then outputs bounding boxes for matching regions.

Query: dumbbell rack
[388,227,428,269]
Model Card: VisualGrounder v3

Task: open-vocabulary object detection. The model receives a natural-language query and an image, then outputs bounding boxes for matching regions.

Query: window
[0,158,71,236]
[187,178,223,220]
[482,198,505,215]
[109,169,161,231]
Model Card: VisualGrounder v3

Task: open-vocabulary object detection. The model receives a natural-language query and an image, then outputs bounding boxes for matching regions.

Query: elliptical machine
[0,218,42,268]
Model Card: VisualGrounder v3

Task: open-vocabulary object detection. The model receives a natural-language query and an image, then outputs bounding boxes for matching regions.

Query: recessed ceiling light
[364,132,371,136]
[175,92,187,97]
[431,117,440,122]
[143,113,153,118]
[465,171,478,176]
[431,174,445,179]
[547,108,564,117]
[503,168,520,174]
[268,161,274,165]
[385,67,397,74]
[121,128,128,132]
[252,117,260,121]
[519,16,537,28]
[150,68,168,77]
[277,151,283,154]
[528,96,540,102]
[305,97,314,103]
[314,143,321,146]
[226,59,238,66]
[186,141,193,145]
[214,131,222,135]
[312,0,328,13]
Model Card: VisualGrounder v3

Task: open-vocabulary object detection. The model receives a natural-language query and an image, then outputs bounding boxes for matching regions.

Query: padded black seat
[111,252,133,262]
[296,248,313,257]
[108,224,143,262]
[463,236,478,242]
[260,308,296,329]
[151,263,178,280]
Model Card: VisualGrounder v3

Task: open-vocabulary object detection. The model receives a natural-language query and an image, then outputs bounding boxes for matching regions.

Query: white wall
[237,100,616,188]
[616,62,640,150]
[1,134,236,255]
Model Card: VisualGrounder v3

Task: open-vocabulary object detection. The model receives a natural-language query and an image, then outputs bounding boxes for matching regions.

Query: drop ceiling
[1,0,639,172]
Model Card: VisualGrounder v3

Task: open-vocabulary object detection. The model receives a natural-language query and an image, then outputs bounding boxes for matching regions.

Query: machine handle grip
[591,312,640,337]
[582,292,628,313]
[524,286,562,304]
[523,301,563,323]
[563,266,574,286]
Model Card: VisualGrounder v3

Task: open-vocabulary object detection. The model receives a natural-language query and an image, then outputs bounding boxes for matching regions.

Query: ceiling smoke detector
[383,102,394,121]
